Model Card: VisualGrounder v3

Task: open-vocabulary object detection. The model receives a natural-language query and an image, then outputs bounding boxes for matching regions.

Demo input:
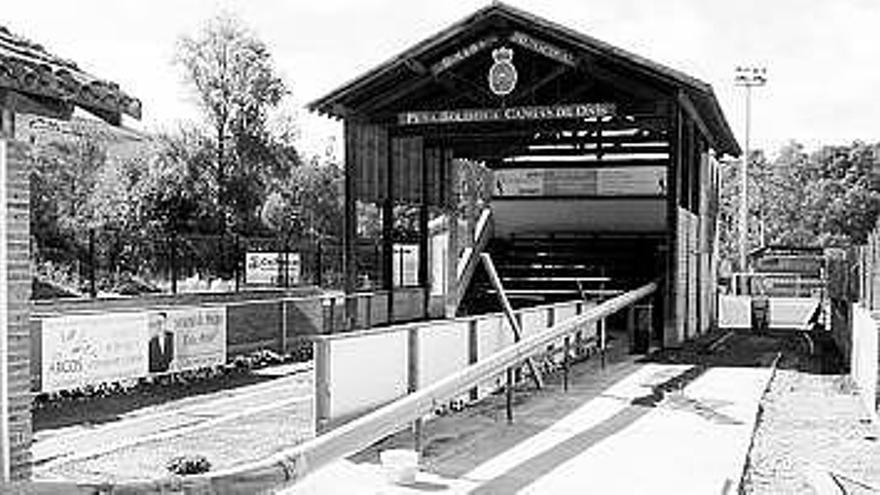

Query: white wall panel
[519,308,549,339]
[719,295,751,329]
[329,331,408,420]
[418,321,469,389]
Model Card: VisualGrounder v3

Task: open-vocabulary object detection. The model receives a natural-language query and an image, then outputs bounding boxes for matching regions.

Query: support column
[343,122,358,330]
[418,146,430,318]
[664,100,683,348]
[443,151,458,318]
[446,199,458,318]
[0,137,33,481]
[383,136,395,323]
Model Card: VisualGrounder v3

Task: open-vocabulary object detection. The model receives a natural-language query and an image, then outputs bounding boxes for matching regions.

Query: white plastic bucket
[379,449,419,485]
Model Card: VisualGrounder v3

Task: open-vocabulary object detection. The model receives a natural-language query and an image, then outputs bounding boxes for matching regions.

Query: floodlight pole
[735,66,767,272]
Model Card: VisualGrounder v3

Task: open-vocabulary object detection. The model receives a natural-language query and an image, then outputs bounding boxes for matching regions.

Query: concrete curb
[735,351,782,494]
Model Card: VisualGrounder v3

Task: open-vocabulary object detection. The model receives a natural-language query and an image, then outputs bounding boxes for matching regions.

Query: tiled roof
[0,24,141,122]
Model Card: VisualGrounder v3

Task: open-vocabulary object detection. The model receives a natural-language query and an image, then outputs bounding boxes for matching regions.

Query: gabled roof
[308,2,739,156]
[0,24,141,124]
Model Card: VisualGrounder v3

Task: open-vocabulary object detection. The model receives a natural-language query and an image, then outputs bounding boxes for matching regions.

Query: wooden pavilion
[309,3,739,348]
[0,24,140,480]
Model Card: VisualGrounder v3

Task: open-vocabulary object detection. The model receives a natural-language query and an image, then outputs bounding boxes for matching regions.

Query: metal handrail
[29,281,657,494]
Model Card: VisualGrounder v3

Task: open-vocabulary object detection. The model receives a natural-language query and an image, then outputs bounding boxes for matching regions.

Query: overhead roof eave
[308,2,739,156]
[0,24,142,125]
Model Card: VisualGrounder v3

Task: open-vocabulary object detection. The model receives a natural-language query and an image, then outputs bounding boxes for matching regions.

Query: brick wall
[1,139,32,480]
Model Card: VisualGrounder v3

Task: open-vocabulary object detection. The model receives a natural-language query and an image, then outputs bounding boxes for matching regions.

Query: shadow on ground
[350,324,846,487]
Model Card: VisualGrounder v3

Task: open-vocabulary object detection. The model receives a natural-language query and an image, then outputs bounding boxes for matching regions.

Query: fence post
[315,239,323,287]
[506,367,514,423]
[563,336,570,392]
[170,233,178,295]
[328,297,335,334]
[280,299,288,354]
[88,228,97,298]
[313,339,331,434]
[468,319,478,402]
[234,234,241,292]
[599,318,607,369]
[407,326,422,454]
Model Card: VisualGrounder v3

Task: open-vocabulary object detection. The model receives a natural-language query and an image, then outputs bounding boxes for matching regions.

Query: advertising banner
[41,312,148,392]
[493,166,666,197]
[245,252,301,285]
[147,307,226,373]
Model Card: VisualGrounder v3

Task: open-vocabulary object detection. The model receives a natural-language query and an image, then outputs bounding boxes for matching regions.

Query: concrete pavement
[32,362,313,477]
[288,342,773,494]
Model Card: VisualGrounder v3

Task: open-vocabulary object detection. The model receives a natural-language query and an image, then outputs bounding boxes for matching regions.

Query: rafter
[509,64,570,105]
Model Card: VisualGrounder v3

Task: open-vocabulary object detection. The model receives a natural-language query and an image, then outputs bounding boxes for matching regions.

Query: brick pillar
[0,138,32,481]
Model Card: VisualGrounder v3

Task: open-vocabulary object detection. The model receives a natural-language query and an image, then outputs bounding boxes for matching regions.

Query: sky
[4,0,879,159]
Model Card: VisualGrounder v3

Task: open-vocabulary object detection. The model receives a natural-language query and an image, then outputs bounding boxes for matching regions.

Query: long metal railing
[23,281,657,494]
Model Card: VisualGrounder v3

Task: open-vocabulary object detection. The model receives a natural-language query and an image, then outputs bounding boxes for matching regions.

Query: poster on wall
[493,166,665,197]
[41,312,149,392]
[393,244,420,287]
[492,169,544,196]
[597,167,666,195]
[147,307,226,373]
[245,252,301,285]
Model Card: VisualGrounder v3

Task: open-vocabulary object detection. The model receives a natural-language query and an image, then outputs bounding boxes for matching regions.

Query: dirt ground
[741,331,880,495]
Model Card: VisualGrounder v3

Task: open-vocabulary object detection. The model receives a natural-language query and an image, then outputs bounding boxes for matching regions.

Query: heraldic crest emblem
[488,46,517,96]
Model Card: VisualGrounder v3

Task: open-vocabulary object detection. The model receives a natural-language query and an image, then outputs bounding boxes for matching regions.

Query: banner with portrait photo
[148,307,226,373]
[41,312,149,392]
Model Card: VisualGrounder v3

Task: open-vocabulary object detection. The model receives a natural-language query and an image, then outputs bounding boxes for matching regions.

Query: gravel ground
[742,334,880,495]
[39,398,314,483]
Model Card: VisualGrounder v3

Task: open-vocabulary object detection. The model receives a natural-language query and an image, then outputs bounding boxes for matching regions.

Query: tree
[176,14,290,235]
[260,147,343,245]
[718,140,880,269]
[132,127,219,237]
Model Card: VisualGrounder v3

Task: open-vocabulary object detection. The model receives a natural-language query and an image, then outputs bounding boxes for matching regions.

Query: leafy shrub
[167,454,211,475]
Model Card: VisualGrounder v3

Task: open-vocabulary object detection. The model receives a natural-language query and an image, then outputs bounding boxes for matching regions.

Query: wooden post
[328,297,336,334]
[314,339,331,434]
[468,319,479,402]
[384,134,396,323]
[664,100,683,348]
[407,327,422,453]
[446,206,459,318]
[505,367,514,424]
[343,122,358,330]
[419,205,429,318]
[563,336,570,392]
[383,199,395,322]
[480,253,544,389]
[419,142,431,318]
